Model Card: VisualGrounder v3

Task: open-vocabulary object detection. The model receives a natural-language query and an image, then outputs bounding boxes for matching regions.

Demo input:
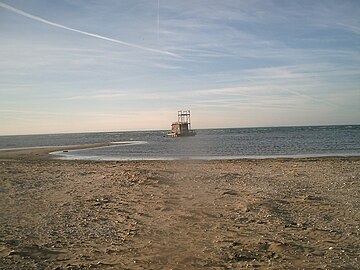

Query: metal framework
[177,110,191,129]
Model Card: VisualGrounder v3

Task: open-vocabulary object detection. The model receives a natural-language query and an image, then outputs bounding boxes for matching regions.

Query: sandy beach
[0,147,359,269]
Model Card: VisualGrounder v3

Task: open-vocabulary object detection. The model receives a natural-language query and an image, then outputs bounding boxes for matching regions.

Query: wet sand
[0,147,359,269]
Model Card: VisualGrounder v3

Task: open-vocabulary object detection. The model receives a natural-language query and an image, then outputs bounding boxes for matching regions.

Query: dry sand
[0,147,359,269]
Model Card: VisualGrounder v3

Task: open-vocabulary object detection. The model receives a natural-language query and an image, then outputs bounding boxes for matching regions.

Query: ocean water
[0,125,359,160]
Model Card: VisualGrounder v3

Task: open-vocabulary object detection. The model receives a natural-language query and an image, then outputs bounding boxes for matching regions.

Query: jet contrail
[157,0,160,44]
[283,88,343,108]
[0,2,180,58]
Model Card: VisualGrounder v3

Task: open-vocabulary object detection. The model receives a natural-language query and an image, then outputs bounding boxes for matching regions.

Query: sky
[0,0,359,135]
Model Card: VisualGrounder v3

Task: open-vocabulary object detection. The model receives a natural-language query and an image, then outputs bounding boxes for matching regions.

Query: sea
[0,125,359,160]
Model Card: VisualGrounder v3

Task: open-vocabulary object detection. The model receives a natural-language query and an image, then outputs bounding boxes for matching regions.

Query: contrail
[157,0,160,44]
[283,88,344,108]
[0,2,180,58]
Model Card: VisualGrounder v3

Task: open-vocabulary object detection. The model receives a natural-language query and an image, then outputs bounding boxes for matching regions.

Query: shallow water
[1,125,359,160]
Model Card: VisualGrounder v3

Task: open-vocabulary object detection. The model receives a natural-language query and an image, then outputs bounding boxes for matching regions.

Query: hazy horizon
[1,123,359,137]
[1,1,359,135]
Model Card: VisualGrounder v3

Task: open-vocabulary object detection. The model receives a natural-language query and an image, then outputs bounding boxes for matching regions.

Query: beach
[0,147,359,269]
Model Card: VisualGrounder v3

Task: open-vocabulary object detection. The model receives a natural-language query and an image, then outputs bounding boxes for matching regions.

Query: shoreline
[0,142,124,161]
[0,143,359,162]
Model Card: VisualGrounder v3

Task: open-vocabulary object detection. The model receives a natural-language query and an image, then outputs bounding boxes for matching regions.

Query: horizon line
[0,123,358,137]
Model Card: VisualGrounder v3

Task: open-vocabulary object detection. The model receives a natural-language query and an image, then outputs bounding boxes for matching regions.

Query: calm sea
[0,125,359,160]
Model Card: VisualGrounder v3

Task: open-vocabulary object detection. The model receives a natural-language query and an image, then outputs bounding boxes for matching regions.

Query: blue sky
[0,0,359,135]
